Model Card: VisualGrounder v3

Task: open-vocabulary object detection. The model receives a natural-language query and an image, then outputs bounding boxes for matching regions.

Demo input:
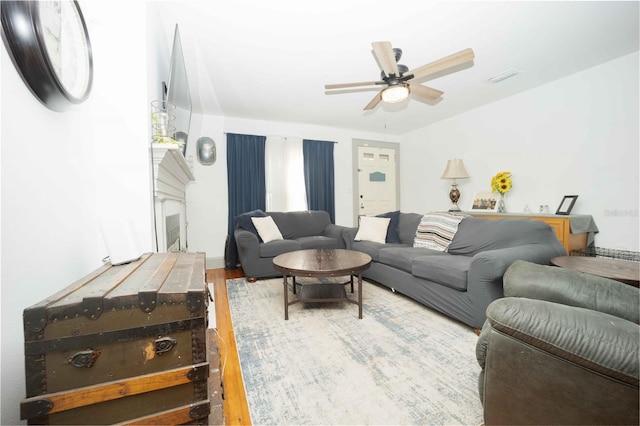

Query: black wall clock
[1,1,93,112]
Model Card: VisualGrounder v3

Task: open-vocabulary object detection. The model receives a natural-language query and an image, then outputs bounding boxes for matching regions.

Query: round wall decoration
[1,1,93,111]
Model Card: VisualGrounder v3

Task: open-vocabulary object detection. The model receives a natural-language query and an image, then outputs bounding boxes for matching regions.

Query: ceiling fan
[324,41,475,110]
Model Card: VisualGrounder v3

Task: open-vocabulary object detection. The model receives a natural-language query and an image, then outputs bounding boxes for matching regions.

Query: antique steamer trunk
[21,252,210,425]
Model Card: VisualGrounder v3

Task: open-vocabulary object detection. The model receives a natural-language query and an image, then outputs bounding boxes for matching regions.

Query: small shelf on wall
[151,143,194,202]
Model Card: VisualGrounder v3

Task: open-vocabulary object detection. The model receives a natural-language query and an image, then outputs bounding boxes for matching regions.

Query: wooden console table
[467,212,598,255]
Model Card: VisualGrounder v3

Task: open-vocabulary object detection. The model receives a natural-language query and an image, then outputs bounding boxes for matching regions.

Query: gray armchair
[476,260,639,425]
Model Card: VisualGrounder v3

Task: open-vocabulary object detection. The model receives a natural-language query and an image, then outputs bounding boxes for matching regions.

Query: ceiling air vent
[488,69,520,83]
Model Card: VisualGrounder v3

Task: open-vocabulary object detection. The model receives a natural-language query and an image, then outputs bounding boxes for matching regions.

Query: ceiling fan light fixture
[381,84,410,103]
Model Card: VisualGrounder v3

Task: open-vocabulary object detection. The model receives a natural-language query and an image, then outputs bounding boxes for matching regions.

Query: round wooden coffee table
[550,256,639,287]
[273,249,371,320]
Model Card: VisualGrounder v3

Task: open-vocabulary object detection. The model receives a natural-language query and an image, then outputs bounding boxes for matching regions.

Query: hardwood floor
[206,267,251,426]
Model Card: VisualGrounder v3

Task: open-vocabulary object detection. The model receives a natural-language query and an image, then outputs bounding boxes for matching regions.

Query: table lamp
[441,159,470,212]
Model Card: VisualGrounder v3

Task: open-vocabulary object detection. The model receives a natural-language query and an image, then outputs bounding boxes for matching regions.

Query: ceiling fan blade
[325,81,380,90]
[408,48,475,80]
[409,83,443,100]
[372,41,399,77]
[363,91,383,110]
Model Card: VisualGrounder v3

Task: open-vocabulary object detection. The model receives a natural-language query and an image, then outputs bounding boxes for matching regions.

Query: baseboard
[206,256,225,270]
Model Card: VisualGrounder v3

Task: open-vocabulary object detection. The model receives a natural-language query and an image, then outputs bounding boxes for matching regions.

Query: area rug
[226,277,484,425]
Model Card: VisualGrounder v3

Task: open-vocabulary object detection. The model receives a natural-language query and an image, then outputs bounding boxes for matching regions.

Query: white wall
[185,115,391,267]
[0,2,155,423]
[183,112,226,264]
[402,52,639,251]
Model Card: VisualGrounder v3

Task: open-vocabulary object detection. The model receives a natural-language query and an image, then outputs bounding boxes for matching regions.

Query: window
[265,136,307,211]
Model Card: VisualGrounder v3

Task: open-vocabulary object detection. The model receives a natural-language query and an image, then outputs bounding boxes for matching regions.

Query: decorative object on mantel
[490,171,512,213]
[150,100,183,148]
[556,195,578,215]
[197,137,216,165]
[441,159,470,212]
[174,131,188,155]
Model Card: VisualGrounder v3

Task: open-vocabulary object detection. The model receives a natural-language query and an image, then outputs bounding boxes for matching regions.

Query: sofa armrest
[322,224,348,249]
[469,243,565,283]
[504,260,640,324]
[234,228,260,261]
[342,226,359,250]
[481,297,639,385]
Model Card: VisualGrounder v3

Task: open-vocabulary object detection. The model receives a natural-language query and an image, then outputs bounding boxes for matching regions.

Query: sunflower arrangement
[491,171,512,194]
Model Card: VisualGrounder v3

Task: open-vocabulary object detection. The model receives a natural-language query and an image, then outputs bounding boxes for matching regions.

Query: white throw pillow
[251,216,284,243]
[354,216,391,244]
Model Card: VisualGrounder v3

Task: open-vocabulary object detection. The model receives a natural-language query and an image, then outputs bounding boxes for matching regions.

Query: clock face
[0,1,93,111]
[37,1,92,101]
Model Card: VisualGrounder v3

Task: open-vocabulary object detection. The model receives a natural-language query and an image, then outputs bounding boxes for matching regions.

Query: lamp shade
[441,159,470,179]
[381,85,410,103]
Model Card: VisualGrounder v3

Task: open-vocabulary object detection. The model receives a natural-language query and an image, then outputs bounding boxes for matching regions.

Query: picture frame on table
[556,195,578,215]
[471,191,499,212]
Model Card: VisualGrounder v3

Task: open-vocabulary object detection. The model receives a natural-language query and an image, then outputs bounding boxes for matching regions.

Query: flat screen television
[167,24,191,155]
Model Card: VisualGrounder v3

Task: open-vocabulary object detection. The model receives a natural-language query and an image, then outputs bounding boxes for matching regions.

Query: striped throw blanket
[413,212,469,251]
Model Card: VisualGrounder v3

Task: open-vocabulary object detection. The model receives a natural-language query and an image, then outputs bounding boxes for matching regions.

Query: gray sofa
[344,212,566,328]
[476,260,639,425]
[234,210,348,279]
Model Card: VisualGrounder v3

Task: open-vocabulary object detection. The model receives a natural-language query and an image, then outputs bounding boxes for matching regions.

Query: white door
[357,146,397,216]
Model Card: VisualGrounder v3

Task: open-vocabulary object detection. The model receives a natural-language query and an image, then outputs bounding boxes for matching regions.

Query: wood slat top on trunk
[23,252,207,334]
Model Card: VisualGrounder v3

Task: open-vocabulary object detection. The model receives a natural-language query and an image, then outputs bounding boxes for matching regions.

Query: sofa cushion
[297,236,339,250]
[379,246,446,273]
[252,216,284,243]
[259,239,301,258]
[355,216,390,244]
[412,255,472,291]
[236,209,267,240]
[398,213,424,244]
[413,212,469,251]
[377,210,401,243]
[270,210,332,239]
[351,240,390,262]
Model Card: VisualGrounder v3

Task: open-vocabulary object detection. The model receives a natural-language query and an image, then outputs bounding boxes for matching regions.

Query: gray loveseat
[235,210,348,279]
[344,212,566,328]
[476,260,639,425]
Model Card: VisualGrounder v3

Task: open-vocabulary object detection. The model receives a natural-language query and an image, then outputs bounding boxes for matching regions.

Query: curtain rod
[223,132,337,143]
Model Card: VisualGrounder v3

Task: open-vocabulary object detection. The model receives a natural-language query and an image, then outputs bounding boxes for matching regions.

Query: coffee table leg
[357,273,363,319]
[283,274,289,320]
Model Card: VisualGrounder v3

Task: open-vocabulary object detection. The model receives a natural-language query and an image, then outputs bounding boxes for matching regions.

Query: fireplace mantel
[151,143,194,252]
[151,143,194,201]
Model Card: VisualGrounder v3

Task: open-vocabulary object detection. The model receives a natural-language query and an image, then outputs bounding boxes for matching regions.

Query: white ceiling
[157,1,639,135]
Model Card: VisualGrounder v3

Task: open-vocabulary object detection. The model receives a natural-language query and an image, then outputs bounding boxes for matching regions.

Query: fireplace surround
[151,143,194,252]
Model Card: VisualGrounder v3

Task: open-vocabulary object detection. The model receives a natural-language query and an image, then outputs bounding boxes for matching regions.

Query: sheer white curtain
[265,136,308,211]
